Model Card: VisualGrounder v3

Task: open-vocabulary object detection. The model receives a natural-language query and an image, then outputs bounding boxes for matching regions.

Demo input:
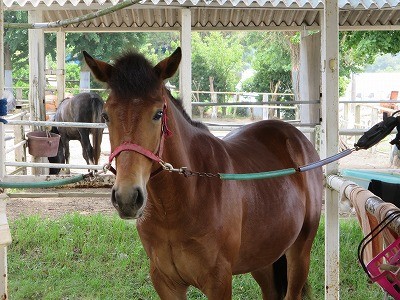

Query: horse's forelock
[108,51,161,100]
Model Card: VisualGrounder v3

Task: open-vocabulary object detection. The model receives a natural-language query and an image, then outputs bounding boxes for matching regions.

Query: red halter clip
[107,100,172,176]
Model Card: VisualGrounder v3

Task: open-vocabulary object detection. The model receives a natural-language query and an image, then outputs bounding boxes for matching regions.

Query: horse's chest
[140,229,215,284]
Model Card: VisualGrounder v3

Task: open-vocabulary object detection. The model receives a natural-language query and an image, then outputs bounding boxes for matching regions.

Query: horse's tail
[90,94,104,165]
[272,255,313,300]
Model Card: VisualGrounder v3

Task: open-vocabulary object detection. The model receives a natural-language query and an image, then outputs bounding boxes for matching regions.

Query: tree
[242,32,292,95]
[192,32,244,100]
[339,31,400,95]
[241,32,296,119]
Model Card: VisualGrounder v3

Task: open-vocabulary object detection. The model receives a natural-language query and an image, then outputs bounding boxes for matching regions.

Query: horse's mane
[109,50,208,131]
[166,90,209,131]
[109,50,161,100]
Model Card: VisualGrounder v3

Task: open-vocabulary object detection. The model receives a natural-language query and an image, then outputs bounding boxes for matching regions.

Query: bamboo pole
[5,0,141,29]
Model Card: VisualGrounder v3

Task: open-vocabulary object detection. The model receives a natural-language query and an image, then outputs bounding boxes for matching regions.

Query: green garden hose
[0,174,86,188]
[219,168,296,180]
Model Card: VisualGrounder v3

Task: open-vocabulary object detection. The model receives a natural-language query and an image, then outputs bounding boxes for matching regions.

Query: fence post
[355,105,361,128]
[14,111,26,175]
[15,88,22,105]
[262,94,269,120]
[0,123,5,181]
[0,196,11,300]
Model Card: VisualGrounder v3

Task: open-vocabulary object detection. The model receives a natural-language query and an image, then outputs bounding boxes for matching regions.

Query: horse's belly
[232,198,306,274]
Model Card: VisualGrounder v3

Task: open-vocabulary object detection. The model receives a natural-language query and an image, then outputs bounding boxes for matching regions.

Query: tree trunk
[268,80,281,119]
[4,45,12,93]
[209,76,217,120]
[284,32,300,101]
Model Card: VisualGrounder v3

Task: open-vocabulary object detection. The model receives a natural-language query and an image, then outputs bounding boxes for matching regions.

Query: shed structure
[2,0,400,299]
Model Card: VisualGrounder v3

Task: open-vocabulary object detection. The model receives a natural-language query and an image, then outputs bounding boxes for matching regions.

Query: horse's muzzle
[111,185,145,219]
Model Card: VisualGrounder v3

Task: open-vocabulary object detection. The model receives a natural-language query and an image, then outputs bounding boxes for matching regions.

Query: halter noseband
[106,99,172,176]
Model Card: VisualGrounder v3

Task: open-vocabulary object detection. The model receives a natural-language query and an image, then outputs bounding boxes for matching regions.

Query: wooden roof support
[321,0,340,299]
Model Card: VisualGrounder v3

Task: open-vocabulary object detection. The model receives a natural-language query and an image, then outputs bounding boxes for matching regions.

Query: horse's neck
[162,100,203,167]
[147,100,212,212]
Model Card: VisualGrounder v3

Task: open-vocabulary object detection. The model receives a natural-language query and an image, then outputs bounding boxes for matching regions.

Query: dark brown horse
[83,48,323,300]
[48,92,104,174]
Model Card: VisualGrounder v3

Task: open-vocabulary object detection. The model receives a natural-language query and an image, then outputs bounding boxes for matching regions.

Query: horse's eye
[101,112,109,122]
[153,110,163,121]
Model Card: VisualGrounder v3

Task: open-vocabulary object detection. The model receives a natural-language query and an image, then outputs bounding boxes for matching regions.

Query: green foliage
[192,32,244,101]
[242,32,292,95]
[4,11,28,71]
[66,63,81,90]
[339,31,400,94]
[66,32,147,63]
[309,218,383,299]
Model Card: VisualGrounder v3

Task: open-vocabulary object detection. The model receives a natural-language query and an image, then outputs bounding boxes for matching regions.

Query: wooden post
[0,0,4,96]
[14,111,27,175]
[355,105,361,128]
[299,30,321,145]
[321,0,340,299]
[0,123,5,181]
[180,8,192,116]
[0,196,11,300]
[262,94,268,120]
[29,11,47,175]
[56,29,65,105]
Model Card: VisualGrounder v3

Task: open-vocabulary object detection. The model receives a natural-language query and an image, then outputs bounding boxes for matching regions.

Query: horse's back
[56,92,104,124]
[224,120,320,170]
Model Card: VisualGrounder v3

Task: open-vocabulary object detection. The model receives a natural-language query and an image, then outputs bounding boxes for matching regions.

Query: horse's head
[83,48,181,219]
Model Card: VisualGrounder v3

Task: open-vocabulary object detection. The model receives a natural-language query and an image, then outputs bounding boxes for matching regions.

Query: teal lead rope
[218,148,355,180]
[0,174,88,189]
[219,168,297,180]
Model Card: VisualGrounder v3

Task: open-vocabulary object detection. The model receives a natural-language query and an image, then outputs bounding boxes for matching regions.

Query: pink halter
[107,99,172,175]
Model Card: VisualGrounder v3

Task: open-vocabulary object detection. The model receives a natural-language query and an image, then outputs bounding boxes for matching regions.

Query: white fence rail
[0,114,108,183]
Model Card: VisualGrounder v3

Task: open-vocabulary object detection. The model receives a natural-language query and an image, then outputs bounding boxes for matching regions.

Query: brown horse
[83,48,323,300]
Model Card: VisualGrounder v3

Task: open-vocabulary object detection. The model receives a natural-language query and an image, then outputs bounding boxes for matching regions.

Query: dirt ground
[5,188,116,222]
[3,128,398,222]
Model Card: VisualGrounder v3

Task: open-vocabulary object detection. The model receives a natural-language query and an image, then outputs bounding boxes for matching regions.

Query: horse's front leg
[150,264,188,300]
[200,267,233,300]
[61,137,71,174]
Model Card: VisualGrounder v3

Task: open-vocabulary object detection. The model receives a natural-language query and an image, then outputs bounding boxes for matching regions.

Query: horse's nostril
[111,189,118,208]
[134,188,144,208]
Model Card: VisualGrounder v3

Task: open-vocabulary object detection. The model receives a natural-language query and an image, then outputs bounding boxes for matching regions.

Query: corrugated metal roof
[5,0,400,29]
[5,0,400,9]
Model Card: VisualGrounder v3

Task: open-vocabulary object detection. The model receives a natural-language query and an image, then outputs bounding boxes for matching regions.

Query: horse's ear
[154,47,181,80]
[83,51,113,83]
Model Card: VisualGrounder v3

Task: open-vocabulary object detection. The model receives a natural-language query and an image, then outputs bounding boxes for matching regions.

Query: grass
[8,214,384,299]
